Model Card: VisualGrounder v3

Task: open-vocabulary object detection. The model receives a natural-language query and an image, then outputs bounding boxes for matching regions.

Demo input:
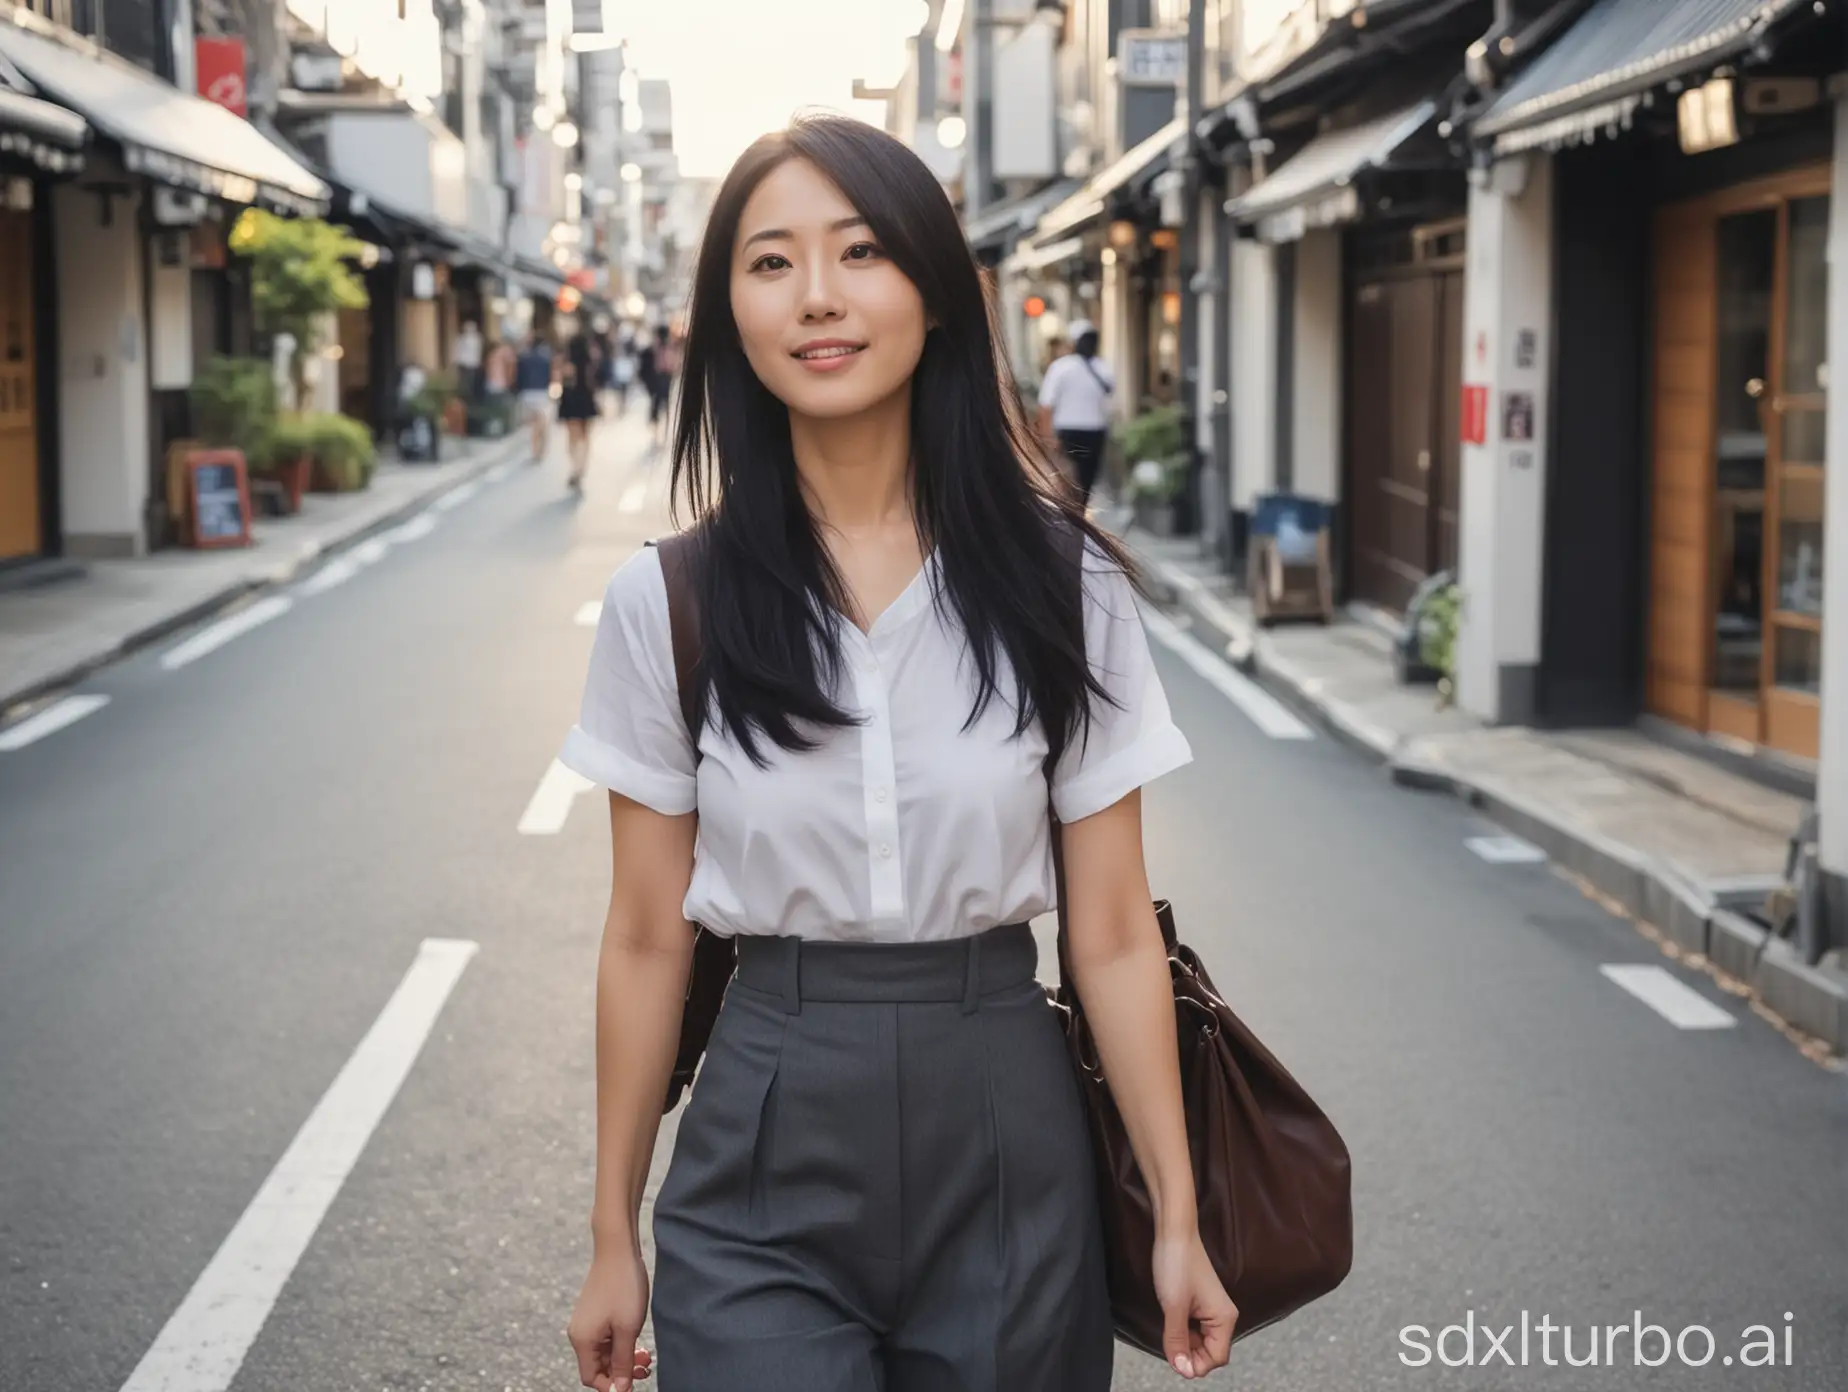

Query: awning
[1001,235,1087,276]
[0,16,328,214]
[1474,0,1813,156]
[963,178,1080,253]
[0,85,86,172]
[1031,117,1186,246]
[1226,100,1436,243]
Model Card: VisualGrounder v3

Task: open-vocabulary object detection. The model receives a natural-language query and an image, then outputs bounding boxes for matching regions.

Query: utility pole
[1176,0,1206,535]
[966,0,995,218]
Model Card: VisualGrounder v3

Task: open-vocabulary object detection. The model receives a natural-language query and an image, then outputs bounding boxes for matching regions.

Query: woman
[513,332,554,466]
[561,116,1234,1392]
[558,330,601,490]
[1036,318,1116,503]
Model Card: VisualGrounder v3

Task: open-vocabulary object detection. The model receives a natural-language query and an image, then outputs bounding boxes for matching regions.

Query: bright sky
[605,0,930,177]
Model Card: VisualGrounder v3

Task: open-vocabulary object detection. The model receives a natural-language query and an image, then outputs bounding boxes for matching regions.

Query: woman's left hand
[1152,1228,1237,1379]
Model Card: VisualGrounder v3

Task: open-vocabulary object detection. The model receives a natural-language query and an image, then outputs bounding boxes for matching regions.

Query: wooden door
[1348,270,1445,612]
[1433,267,1464,575]
[1647,205,1718,731]
[0,208,40,562]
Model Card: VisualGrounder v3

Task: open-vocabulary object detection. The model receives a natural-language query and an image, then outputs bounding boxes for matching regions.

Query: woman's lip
[792,344,867,372]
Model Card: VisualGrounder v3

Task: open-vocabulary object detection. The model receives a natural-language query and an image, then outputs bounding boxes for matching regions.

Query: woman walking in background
[558,330,601,491]
[562,115,1233,1392]
[1036,317,1115,504]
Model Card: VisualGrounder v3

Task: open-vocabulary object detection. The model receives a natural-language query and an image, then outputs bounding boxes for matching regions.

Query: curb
[1,436,525,719]
[1135,539,1847,1059]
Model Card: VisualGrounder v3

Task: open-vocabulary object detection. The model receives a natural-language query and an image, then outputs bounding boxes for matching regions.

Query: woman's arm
[1060,790,1193,1232]
[589,791,698,1251]
[1061,789,1236,1378]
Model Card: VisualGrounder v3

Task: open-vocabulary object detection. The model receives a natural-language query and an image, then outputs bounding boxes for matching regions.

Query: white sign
[1120,31,1186,87]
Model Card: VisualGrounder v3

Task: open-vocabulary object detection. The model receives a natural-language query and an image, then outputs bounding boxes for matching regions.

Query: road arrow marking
[118,938,479,1392]
[520,758,595,834]
[1599,964,1737,1031]
[0,694,110,751]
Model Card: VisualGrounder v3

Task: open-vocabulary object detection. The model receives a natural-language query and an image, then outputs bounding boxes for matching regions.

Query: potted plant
[309,412,377,492]
[1113,404,1189,536]
[1416,579,1465,708]
[257,414,318,512]
[397,371,455,462]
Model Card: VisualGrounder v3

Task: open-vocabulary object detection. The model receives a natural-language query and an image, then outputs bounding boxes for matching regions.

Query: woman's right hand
[566,1244,653,1390]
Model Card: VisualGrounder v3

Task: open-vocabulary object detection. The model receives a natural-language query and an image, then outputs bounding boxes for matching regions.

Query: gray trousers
[652,922,1113,1391]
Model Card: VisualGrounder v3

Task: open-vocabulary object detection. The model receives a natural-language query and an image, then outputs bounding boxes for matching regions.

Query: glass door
[1706,209,1775,744]
[1763,195,1828,758]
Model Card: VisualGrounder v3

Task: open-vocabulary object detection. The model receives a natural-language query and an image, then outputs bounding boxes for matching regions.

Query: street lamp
[937,116,967,149]
[620,162,643,183]
[552,121,580,149]
[564,172,583,191]
[532,105,556,132]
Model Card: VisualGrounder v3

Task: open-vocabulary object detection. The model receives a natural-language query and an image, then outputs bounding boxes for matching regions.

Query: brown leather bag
[651,529,1355,1349]
[1043,527,1353,1354]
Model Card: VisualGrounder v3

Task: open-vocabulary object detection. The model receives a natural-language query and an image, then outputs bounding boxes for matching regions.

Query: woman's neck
[789,388,914,538]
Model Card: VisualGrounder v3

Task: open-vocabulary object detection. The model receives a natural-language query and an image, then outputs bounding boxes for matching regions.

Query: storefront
[0,88,86,570]
[1648,162,1829,760]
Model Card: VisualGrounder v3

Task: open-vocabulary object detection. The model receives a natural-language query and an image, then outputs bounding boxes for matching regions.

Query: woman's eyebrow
[741,216,869,250]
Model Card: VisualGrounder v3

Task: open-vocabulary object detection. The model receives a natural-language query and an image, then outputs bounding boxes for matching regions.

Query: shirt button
[878,843,892,859]
[874,788,889,804]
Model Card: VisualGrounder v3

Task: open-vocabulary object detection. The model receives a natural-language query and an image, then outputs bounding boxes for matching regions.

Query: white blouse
[558,540,1192,943]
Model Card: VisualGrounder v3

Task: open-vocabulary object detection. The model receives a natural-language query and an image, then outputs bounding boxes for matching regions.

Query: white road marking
[0,694,110,751]
[1599,964,1737,1031]
[434,480,480,511]
[386,512,438,545]
[350,536,390,566]
[1466,834,1547,865]
[117,937,479,1392]
[575,601,603,627]
[484,461,515,484]
[1140,606,1314,740]
[519,759,595,834]
[159,596,294,671]
[297,555,361,596]
[617,480,649,514]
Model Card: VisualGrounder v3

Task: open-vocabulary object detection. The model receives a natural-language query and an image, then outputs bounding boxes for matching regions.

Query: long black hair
[670,114,1135,767]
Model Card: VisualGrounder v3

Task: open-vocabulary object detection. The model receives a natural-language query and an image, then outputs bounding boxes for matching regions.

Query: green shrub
[190,357,277,453]
[256,413,318,472]
[1113,404,1189,501]
[307,412,376,490]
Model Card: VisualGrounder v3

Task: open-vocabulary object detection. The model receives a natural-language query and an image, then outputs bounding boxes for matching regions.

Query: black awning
[963,179,1081,254]
[1226,100,1438,242]
[0,18,327,214]
[1032,118,1186,246]
[1475,0,1814,154]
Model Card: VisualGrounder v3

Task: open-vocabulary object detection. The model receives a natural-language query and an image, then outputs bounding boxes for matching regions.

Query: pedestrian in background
[639,324,678,445]
[453,319,484,403]
[513,332,553,466]
[558,330,601,491]
[562,114,1233,1392]
[1036,317,1115,504]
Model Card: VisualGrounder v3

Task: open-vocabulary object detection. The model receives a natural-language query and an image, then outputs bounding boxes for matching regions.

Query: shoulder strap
[1078,355,1113,397]
[1044,521,1087,992]
[649,533,704,747]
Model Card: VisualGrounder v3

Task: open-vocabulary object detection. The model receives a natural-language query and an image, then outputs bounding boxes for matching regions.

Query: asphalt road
[3,414,1845,1392]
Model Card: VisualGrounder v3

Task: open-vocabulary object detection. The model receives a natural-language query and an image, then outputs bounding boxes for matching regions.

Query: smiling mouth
[792,344,866,360]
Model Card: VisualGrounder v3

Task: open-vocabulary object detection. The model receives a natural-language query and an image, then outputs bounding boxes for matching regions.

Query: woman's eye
[750,253,791,272]
[843,242,883,262]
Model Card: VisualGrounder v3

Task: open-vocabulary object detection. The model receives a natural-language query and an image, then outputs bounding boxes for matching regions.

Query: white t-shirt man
[453,323,484,372]
[1038,350,1116,432]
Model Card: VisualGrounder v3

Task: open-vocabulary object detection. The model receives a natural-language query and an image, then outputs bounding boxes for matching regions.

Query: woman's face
[730,158,928,421]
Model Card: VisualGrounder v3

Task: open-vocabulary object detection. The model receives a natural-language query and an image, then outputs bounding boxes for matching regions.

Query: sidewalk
[0,433,527,718]
[1129,529,1848,1060]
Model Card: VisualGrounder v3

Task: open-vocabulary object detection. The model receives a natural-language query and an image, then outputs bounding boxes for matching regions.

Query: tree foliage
[229,209,370,402]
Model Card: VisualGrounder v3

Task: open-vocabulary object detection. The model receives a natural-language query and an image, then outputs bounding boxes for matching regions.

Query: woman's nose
[798,259,843,322]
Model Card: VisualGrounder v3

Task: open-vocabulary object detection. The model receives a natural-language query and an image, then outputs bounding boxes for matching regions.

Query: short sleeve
[1050,542,1194,823]
[557,547,698,815]
[1036,357,1066,409]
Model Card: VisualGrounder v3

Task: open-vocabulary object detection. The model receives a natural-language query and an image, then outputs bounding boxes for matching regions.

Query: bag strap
[1044,522,1086,992]
[649,533,704,749]
[1077,354,1113,399]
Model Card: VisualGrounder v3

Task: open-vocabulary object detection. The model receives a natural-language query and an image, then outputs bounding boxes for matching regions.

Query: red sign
[1461,384,1489,445]
[196,37,248,119]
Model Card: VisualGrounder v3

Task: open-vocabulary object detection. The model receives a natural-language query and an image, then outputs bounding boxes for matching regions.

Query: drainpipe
[1176,0,1205,534]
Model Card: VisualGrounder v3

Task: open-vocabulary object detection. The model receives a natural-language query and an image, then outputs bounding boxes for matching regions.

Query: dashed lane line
[1599,964,1738,1031]
[0,694,110,751]
[519,758,596,834]
[1140,605,1315,740]
[117,937,479,1392]
[159,596,294,671]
